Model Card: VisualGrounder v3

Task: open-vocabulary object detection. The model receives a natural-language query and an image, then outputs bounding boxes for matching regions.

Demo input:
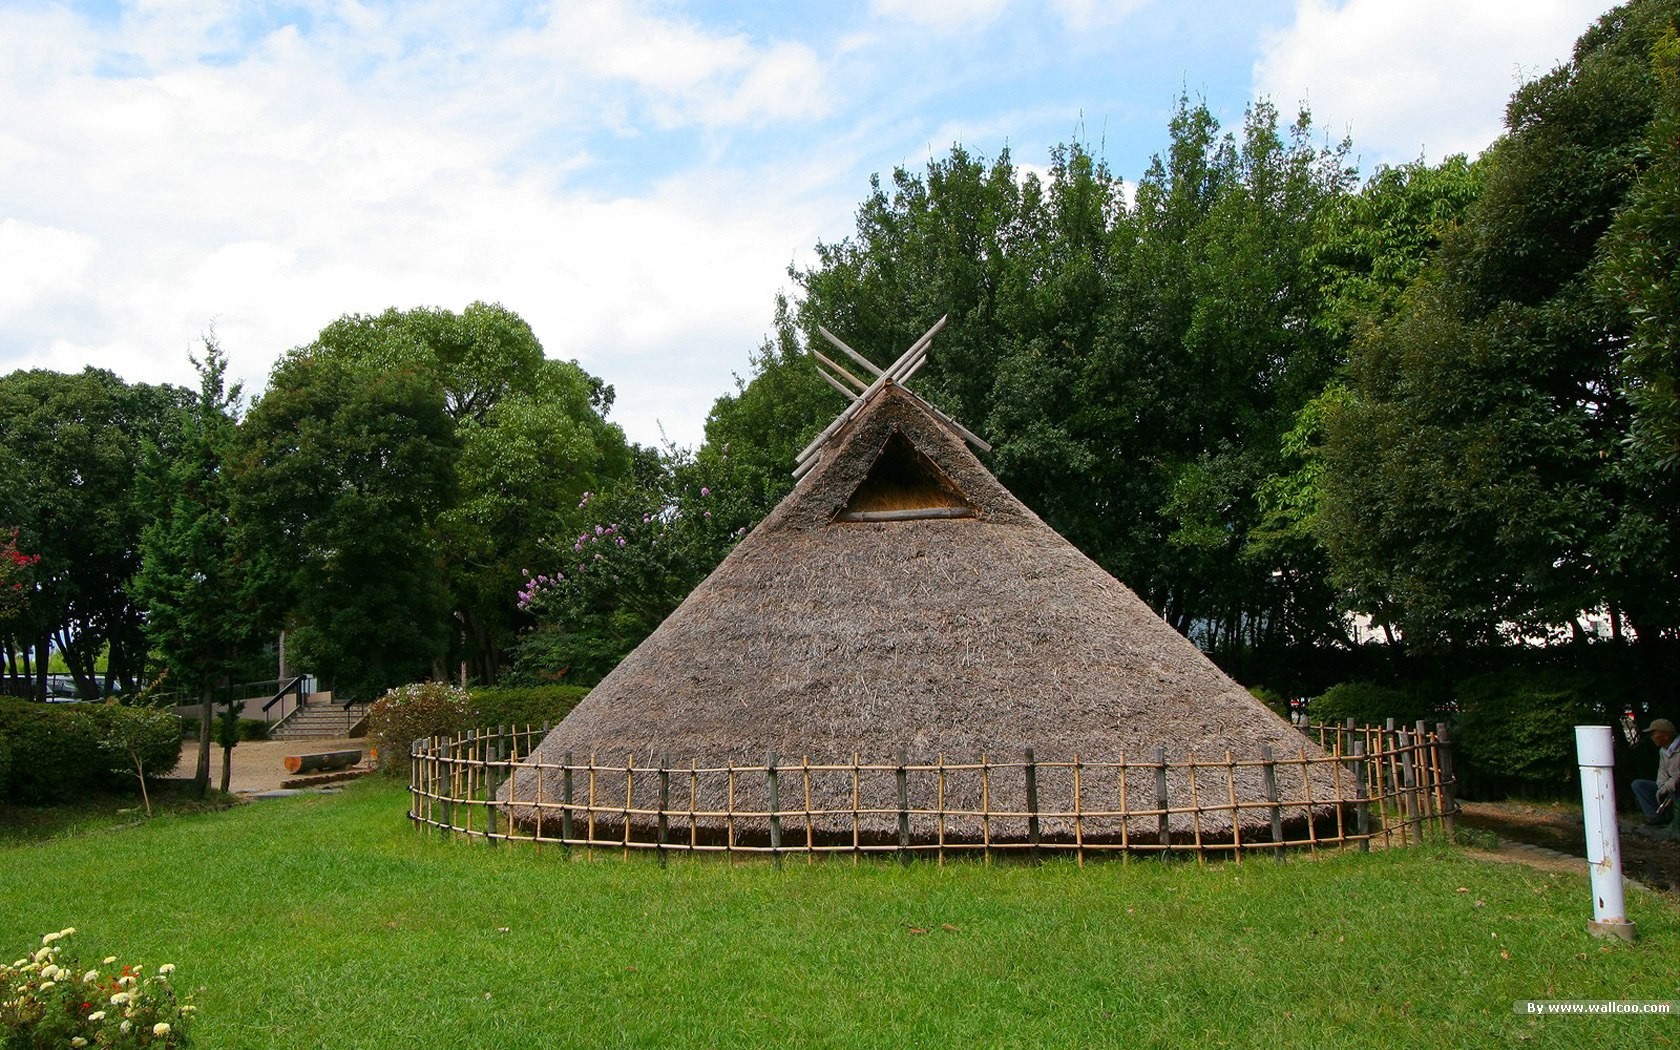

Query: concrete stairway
[270,700,369,740]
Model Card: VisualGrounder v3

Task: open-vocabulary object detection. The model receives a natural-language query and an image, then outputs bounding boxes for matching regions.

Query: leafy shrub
[0,928,194,1047]
[470,685,590,729]
[1308,681,1436,727]
[1247,685,1290,719]
[88,705,183,780]
[0,730,10,795]
[0,698,103,803]
[1454,670,1601,793]
[367,682,474,772]
[237,718,270,742]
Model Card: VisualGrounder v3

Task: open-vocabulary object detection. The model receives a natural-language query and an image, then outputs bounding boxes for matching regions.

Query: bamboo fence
[408,720,1458,862]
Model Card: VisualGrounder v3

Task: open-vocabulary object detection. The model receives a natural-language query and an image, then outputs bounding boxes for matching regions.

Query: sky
[0,0,1619,448]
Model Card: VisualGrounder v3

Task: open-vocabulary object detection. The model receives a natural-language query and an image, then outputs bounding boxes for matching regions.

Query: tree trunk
[220,742,232,794]
[195,682,213,798]
[34,631,48,701]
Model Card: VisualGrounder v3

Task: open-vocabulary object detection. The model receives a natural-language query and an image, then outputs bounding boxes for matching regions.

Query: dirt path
[163,737,369,794]
[1458,800,1680,894]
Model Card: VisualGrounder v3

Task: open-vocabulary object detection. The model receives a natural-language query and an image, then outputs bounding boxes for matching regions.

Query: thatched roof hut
[506,337,1335,844]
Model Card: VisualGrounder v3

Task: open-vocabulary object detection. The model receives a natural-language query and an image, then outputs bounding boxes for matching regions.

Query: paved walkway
[164,737,368,793]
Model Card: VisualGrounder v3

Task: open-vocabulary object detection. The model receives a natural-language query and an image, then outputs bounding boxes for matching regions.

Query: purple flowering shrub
[510,447,757,684]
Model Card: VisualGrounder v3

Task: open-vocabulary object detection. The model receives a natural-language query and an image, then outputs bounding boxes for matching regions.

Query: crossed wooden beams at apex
[794,315,990,479]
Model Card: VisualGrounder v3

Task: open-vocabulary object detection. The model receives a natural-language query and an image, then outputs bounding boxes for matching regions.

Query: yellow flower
[71,1039,87,1048]
[87,1011,105,1022]
[153,1022,171,1036]
[102,957,117,965]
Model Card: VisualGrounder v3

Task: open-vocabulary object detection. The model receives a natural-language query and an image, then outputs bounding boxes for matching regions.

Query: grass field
[1,779,1676,1049]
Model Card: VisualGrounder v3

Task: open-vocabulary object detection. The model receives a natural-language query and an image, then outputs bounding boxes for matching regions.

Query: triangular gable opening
[835,430,975,522]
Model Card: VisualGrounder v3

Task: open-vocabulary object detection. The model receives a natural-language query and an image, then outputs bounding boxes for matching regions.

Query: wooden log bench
[283,750,363,775]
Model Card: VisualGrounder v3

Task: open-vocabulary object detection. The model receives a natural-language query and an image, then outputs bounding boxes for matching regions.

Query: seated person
[1631,718,1678,826]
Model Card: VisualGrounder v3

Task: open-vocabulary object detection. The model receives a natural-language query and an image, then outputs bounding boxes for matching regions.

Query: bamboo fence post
[851,752,861,861]
[1154,746,1170,848]
[1384,718,1400,807]
[1117,752,1131,859]
[936,754,948,865]
[485,727,505,845]
[980,751,993,864]
[586,752,598,849]
[1343,717,1356,759]
[1024,747,1041,861]
[561,752,574,852]
[622,755,635,858]
[802,755,815,863]
[1188,756,1204,862]
[1072,753,1085,868]
[409,740,420,830]
[1435,722,1458,835]
[1401,728,1421,842]
[1223,749,1240,862]
[726,762,736,862]
[1261,744,1283,861]
[438,736,454,838]
[688,760,699,850]
[657,753,670,868]
[767,750,782,866]
[1414,720,1440,831]
[464,729,478,837]
[1352,742,1370,851]
[533,749,545,853]
[1298,747,1319,852]
[895,749,911,864]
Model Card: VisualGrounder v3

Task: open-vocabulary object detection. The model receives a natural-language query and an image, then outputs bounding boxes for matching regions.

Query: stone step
[270,703,369,740]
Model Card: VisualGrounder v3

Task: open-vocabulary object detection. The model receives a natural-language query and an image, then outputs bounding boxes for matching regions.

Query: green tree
[133,338,266,796]
[0,368,190,699]
[1322,0,1680,654]
[231,352,458,700]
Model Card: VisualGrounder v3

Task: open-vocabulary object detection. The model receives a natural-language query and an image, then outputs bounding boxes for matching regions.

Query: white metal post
[1574,725,1636,941]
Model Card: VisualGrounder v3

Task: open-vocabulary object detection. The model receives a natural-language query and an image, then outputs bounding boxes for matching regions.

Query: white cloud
[0,2,847,446]
[1253,0,1615,166]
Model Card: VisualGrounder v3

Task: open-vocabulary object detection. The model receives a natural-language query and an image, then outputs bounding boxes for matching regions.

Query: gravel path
[164,737,369,793]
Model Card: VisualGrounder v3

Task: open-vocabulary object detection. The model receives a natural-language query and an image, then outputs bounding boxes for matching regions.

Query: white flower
[180,1005,196,1014]
[102,957,117,965]
[39,980,54,990]
[83,970,99,983]
[110,992,128,1004]
[153,1022,171,1036]
[120,1019,132,1033]
[158,963,175,975]
[87,1011,106,1022]
[71,1039,87,1048]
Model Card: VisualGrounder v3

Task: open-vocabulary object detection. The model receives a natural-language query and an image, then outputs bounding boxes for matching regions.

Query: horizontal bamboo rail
[408,721,1458,862]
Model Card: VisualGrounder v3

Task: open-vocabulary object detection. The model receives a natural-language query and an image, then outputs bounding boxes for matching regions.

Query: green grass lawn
[1,779,1675,1049]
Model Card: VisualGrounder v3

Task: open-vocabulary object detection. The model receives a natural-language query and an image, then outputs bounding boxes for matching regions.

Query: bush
[1247,685,1290,719]
[87,705,183,781]
[469,685,590,729]
[1308,681,1437,727]
[367,682,474,772]
[237,718,270,742]
[0,730,10,796]
[1453,670,1602,794]
[0,698,104,803]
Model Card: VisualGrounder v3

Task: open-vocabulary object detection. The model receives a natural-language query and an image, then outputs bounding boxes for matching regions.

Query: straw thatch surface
[505,382,1337,841]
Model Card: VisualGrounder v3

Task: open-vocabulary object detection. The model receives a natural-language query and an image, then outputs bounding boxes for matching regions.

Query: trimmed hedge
[0,699,183,804]
[1453,670,1601,793]
[469,685,590,729]
[1309,681,1438,727]
[369,683,592,772]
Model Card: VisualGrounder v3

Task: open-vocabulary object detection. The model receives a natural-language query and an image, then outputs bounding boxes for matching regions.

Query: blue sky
[0,0,1615,446]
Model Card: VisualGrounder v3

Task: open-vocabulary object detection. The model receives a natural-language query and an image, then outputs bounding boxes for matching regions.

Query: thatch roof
[506,373,1335,842]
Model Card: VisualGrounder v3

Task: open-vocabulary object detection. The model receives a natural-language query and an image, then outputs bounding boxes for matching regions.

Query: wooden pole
[1435,722,1458,836]
[895,749,911,864]
[1352,742,1370,851]
[1154,745,1170,848]
[1024,747,1041,861]
[767,750,782,866]
[657,753,670,868]
[1261,744,1284,861]
[561,751,574,852]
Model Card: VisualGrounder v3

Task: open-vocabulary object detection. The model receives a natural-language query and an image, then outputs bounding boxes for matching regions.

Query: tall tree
[134,338,265,796]
[1322,0,1680,654]
[0,368,190,698]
